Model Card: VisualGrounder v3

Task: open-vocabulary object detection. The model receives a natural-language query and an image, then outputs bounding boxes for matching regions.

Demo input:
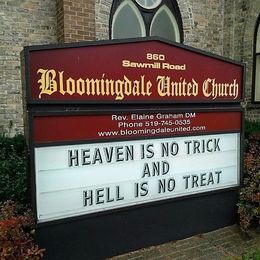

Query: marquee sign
[35,132,240,222]
[22,38,244,230]
[31,109,242,223]
[25,38,244,104]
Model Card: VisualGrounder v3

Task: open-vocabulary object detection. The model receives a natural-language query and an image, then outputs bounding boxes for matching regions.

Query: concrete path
[110,225,260,260]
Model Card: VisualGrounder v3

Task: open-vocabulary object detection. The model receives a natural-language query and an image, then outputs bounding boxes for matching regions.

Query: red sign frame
[32,110,242,144]
[24,38,244,104]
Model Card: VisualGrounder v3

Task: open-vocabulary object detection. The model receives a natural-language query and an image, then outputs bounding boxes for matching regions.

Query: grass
[242,248,260,260]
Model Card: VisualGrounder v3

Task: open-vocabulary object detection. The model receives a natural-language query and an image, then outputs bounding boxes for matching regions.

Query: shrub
[238,132,260,232]
[0,134,28,205]
[242,247,260,260]
[245,120,260,138]
[0,200,45,259]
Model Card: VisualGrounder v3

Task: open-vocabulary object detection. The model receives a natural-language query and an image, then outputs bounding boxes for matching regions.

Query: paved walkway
[110,225,260,260]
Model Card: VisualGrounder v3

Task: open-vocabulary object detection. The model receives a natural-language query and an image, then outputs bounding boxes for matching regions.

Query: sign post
[22,38,244,259]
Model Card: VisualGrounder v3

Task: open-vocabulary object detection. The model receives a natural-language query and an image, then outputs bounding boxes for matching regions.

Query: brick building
[0,0,260,135]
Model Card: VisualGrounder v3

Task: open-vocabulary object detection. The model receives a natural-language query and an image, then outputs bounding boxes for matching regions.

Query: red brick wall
[57,0,95,43]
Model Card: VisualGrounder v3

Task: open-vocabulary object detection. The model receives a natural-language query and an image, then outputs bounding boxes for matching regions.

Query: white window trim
[150,5,180,42]
[111,0,146,39]
[135,0,162,9]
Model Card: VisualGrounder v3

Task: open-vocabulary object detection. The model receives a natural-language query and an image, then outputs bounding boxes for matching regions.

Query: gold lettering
[124,76,132,96]
[76,78,85,95]
[66,77,75,95]
[157,76,169,96]
[133,80,141,96]
[147,81,152,96]
[202,78,212,98]
[115,79,124,100]
[141,76,146,96]
[37,69,153,100]
[100,74,106,95]
[37,69,57,98]
[59,71,65,95]
[157,76,198,97]
[231,79,239,99]
[202,78,239,100]
[105,79,114,96]
[187,79,198,96]
[85,79,100,95]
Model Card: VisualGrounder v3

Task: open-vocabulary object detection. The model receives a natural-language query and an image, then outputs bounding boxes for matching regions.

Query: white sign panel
[35,133,240,222]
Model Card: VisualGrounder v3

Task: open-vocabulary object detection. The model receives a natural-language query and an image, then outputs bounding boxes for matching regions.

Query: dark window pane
[150,6,180,42]
[112,1,145,39]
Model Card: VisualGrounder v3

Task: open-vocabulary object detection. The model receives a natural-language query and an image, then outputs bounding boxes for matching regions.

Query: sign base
[35,189,238,260]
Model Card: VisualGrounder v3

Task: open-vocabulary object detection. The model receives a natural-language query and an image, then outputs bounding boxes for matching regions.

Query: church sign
[25,39,243,104]
[22,38,244,259]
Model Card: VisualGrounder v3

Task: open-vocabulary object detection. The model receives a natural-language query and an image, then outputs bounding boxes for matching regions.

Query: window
[253,14,260,102]
[110,0,183,43]
[112,1,145,39]
[135,0,162,9]
[150,5,180,42]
